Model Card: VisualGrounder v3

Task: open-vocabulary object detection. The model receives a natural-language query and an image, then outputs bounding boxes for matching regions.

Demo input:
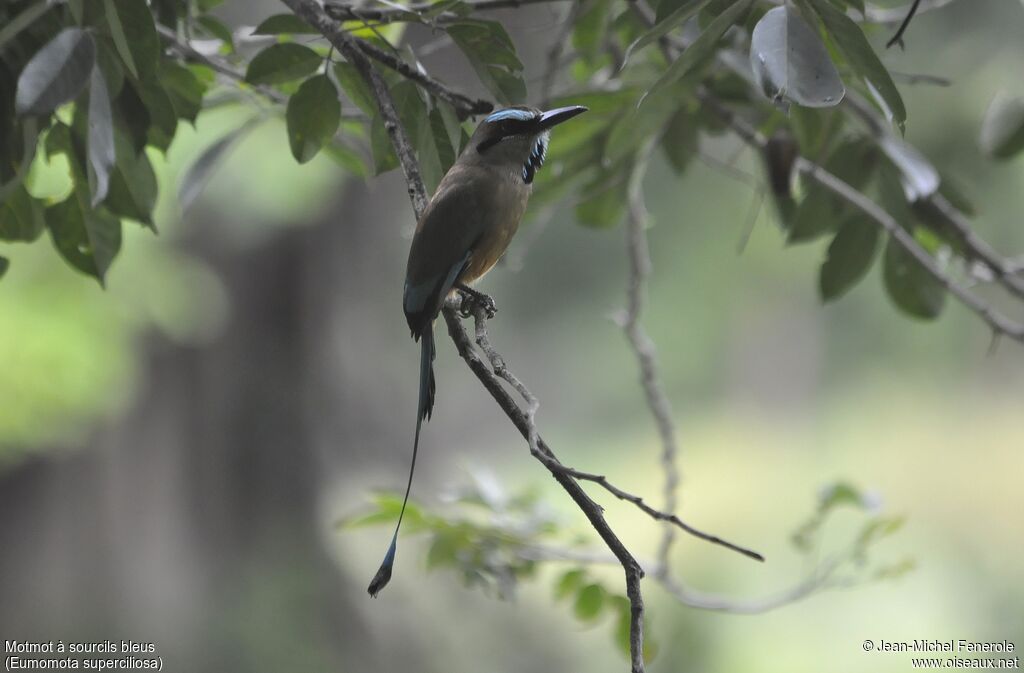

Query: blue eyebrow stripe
[485,108,535,123]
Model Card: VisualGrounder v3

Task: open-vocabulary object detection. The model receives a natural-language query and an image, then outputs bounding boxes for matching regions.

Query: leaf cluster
[3,0,1022,324]
[2,0,209,283]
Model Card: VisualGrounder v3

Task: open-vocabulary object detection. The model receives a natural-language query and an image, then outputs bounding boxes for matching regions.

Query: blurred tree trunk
[0,177,412,671]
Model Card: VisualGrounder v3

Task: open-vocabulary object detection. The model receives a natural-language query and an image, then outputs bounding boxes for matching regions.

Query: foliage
[348,476,910,662]
[1,0,1022,331]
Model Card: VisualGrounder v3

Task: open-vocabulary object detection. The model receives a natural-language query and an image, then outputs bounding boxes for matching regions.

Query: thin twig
[862,0,960,23]
[325,0,572,24]
[156,24,284,105]
[659,559,843,614]
[619,149,683,578]
[455,300,764,564]
[349,34,493,119]
[889,70,952,87]
[885,0,921,47]
[282,0,429,214]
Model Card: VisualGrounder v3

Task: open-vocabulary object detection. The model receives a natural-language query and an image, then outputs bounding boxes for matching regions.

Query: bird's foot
[456,284,497,319]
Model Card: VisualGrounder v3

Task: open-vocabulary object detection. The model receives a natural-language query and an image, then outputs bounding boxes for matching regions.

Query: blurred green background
[1,1,1022,671]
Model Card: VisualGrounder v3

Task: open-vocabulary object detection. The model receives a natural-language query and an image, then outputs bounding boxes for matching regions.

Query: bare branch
[325,0,572,24]
[916,194,1024,301]
[451,300,764,564]
[440,305,647,673]
[618,150,683,578]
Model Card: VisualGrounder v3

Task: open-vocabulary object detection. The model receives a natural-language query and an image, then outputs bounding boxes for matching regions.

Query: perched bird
[368,104,588,597]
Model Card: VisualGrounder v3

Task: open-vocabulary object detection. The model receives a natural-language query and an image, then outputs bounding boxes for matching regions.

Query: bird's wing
[403,166,490,334]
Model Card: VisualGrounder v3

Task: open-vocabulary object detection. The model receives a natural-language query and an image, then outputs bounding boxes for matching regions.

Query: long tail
[367,326,435,597]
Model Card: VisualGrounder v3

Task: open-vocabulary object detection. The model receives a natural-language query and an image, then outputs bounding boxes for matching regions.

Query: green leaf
[554,569,585,600]
[573,0,613,62]
[197,15,234,48]
[575,173,627,228]
[819,217,879,302]
[416,109,445,193]
[857,515,904,548]
[45,194,122,285]
[878,134,938,201]
[15,28,96,115]
[0,185,46,242]
[322,142,368,177]
[0,118,40,204]
[789,106,843,159]
[818,481,870,512]
[253,13,318,35]
[86,66,115,207]
[624,0,711,66]
[245,43,322,86]
[874,557,916,580]
[573,583,606,621]
[934,175,976,218]
[641,0,753,105]
[750,6,845,108]
[104,0,160,81]
[106,131,157,228]
[286,74,340,164]
[605,88,680,164]
[882,233,946,320]
[137,81,178,152]
[805,0,906,128]
[448,20,525,104]
[332,61,376,116]
[67,0,85,24]
[662,108,699,174]
[197,0,226,11]
[430,107,456,172]
[426,534,459,569]
[979,92,1024,160]
[878,167,946,321]
[114,80,152,154]
[93,36,125,98]
[160,63,207,123]
[788,139,876,243]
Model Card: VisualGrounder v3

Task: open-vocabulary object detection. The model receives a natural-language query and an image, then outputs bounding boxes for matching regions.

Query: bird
[367,104,588,597]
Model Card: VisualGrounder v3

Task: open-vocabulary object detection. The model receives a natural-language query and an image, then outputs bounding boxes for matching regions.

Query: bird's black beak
[537,105,588,130]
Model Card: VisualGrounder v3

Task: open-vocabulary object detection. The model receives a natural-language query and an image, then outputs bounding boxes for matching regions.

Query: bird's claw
[457,285,497,319]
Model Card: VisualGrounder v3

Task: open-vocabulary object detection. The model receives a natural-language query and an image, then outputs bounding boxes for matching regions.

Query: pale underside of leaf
[750,6,845,109]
